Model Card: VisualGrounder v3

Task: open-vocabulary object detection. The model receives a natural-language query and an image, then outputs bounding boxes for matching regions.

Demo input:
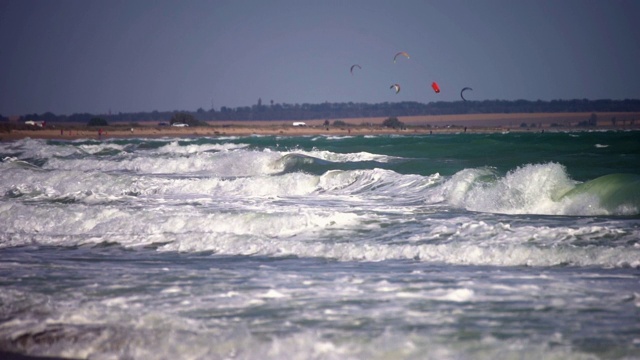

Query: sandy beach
[2,112,638,141]
[1,124,481,141]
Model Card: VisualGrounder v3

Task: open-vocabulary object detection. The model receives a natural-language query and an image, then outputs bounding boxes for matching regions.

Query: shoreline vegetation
[2,112,639,141]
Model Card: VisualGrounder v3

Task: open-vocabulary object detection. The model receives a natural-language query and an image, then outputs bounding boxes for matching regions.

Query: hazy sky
[1,0,639,115]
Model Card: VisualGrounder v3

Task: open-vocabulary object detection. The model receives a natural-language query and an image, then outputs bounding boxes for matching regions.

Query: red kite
[431,82,440,94]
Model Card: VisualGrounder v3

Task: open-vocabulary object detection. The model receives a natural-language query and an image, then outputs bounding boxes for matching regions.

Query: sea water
[0,131,639,359]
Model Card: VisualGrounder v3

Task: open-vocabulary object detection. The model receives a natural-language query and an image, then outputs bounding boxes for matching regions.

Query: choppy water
[1,131,639,359]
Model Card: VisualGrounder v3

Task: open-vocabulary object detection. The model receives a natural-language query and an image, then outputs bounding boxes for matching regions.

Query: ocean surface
[1,131,639,359]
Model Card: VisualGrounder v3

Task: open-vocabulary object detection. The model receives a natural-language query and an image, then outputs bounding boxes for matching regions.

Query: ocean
[0,131,639,359]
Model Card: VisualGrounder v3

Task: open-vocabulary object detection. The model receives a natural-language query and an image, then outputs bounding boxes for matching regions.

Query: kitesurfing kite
[393,51,410,63]
[390,83,401,94]
[431,82,440,94]
[350,64,362,75]
[460,87,473,101]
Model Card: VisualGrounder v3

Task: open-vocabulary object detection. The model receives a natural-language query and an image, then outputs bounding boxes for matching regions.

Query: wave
[1,200,637,267]
[560,173,640,215]
[4,148,638,216]
[1,137,638,270]
[274,153,396,175]
[435,163,640,216]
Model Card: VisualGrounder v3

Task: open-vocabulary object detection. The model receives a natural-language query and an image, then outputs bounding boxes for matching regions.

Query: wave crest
[438,163,639,216]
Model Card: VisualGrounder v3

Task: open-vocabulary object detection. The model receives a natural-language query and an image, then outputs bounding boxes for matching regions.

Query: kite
[350,64,362,74]
[393,51,410,63]
[431,82,440,94]
[390,83,401,94]
[460,87,473,101]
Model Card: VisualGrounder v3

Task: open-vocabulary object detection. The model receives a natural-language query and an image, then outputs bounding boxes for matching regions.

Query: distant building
[292,122,307,127]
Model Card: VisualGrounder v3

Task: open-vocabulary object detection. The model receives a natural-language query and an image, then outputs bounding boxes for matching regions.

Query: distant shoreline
[2,112,638,141]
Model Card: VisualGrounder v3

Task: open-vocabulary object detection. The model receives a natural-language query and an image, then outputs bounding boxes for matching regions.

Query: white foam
[259,289,287,299]
[154,141,249,155]
[40,148,283,177]
[313,135,354,140]
[434,163,613,215]
[290,149,396,163]
[436,288,475,302]
[145,220,640,267]
[318,168,439,199]
[77,143,127,155]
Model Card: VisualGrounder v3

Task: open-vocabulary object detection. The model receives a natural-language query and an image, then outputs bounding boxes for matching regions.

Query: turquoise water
[0,131,639,359]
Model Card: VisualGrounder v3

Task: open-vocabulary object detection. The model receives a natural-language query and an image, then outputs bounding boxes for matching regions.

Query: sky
[1,0,639,116]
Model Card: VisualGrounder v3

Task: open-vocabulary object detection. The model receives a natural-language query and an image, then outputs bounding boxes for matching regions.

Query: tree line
[4,99,640,124]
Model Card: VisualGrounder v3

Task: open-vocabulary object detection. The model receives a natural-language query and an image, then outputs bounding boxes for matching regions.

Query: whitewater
[0,131,639,359]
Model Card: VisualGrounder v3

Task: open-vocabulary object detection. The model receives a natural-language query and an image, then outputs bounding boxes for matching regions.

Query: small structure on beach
[24,120,45,128]
[292,122,307,127]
